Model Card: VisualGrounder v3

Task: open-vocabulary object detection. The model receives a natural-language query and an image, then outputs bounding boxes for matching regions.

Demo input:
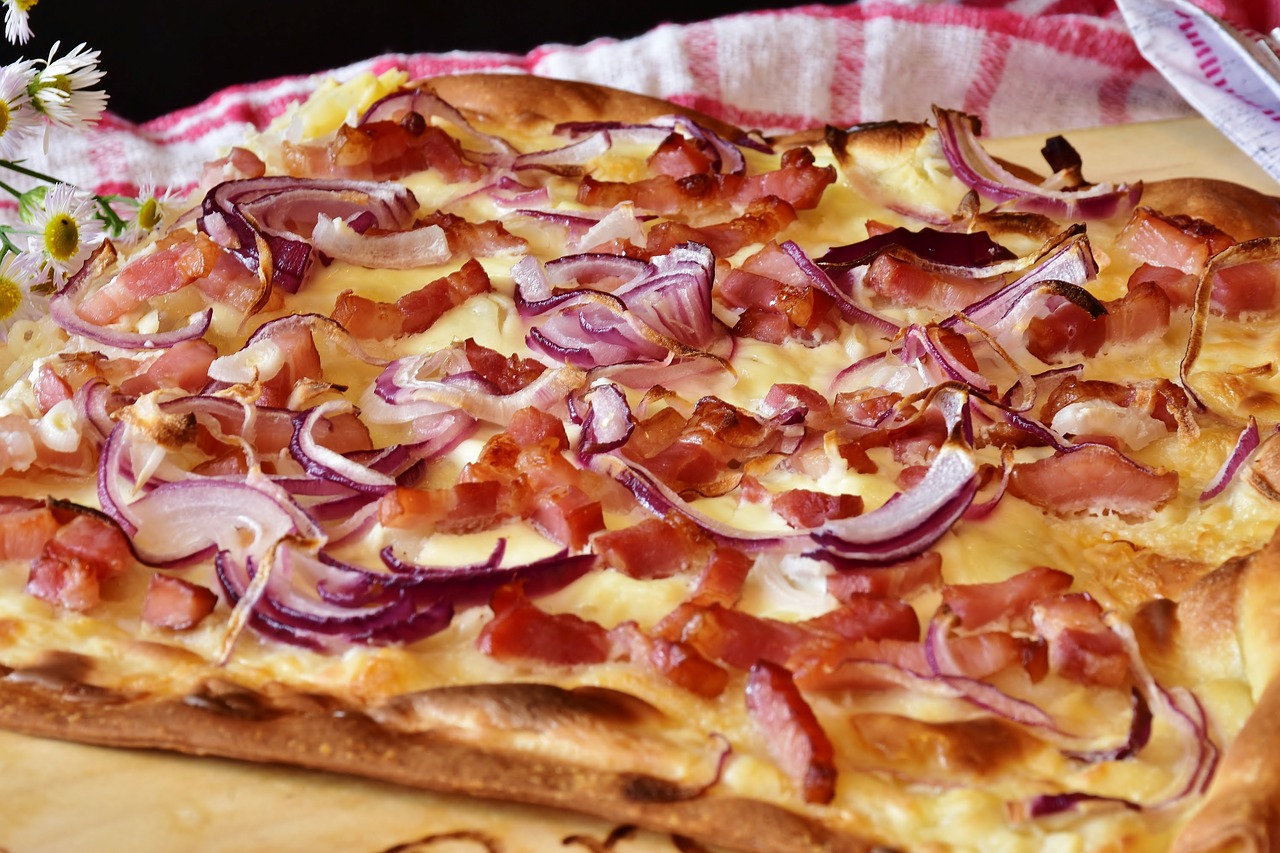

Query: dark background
[1,1,827,123]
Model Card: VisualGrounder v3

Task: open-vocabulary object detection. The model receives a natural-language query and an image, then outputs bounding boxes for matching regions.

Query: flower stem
[0,181,22,201]
[0,159,62,186]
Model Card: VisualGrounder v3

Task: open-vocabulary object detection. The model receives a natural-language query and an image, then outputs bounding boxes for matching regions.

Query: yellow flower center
[0,276,23,323]
[16,0,39,12]
[136,198,161,232]
[0,101,9,138]
[43,213,79,262]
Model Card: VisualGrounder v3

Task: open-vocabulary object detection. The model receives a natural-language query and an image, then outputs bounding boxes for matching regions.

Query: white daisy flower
[26,182,105,287]
[28,42,108,133]
[121,179,180,243]
[0,61,39,158]
[0,251,45,342]
[2,0,38,46]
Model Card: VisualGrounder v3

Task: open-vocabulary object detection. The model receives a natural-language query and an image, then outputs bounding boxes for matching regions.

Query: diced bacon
[609,620,729,698]
[378,480,507,534]
[593,517,712,580]
[1102,281,1170,346]
[802,594,921,644]
[734,148,836,211]
[119,339,219,396]
[25,514,133,612]
[32,364,72,415]
[1040,375,1190,434]
[192,249,263,312]
[930,629,1038,680]
[461,339,547,394]
[1008,444,1179,519]
[1117,206,1234,276]
[689,547,754,607]
[256,321,323,408]
[772,488,864,528]
[647,132,715,178]
[650,196,799,259]
[332,258,492,339]
[1129,263,1197,310]
[1032,593,1130,687]
[745,660,837,804]
[197,146,266,194]
[308,411,375,455]
[791,637,931,692]
[418,211,528,257]
[505,405,568,451]
[864,253,1003,311]
[141,574,218,630]
[1024,299,1107,363]
[1209,258,1280,319]
[825,551,943,601]
[718,268,839,343]
[478,582,610,665]
[530,484,605,551]
[654,602,813,670]
[284,120,484,183]
[0,505,60,561]
[941,565,1075,632]
[77,231,223,324]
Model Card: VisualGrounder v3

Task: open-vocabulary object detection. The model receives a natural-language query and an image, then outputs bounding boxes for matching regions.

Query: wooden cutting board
[0,116,1273,853]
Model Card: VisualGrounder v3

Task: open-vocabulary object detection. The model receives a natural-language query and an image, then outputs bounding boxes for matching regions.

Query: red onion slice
[127,478,298,566]
[1200,417,1260,501]
[933,108,1141,220]
[49,242,213,351]
[780,241,899,337]
[310,216,451,269]
[290,401,396,494]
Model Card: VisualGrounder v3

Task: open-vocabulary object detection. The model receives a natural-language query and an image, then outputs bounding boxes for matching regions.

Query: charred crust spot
[6,651,123,704]
[621,773,689,804]
[184,678,283,721]
[1133,597,1179,654]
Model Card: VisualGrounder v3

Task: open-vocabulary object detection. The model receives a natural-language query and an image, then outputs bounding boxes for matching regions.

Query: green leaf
[17,185,47,225]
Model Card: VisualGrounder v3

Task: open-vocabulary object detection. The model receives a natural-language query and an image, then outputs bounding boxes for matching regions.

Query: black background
[1,1,830,123]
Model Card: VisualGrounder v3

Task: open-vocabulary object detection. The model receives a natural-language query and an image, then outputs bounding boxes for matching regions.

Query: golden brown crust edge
[422,73,749,142]
[1174,528,1280,853]
[1140,178,1280,241]
[0,670,875,853]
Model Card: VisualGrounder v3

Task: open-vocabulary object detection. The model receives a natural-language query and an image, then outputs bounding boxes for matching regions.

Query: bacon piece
[1008,444,1179,518]
[332,258,492,339]
[791,637,931,692]
[1040,375,1190,434]
[689,547,754,607]
[825,551,943,601]
[460,339,547,394]
[0,504,60,561]
[119,339,220,396]
[941,565,1074,632]
[505,405,568,452]
[77,231,223,324]
[735,148,836,210]
[803,594,920,644]
[478,582,610,665]
[1129,263,1197,310]
[199,146,266,193]
[655,602,818,671]
[418,211,528,256]
[772,488,864,529]
[141,574,218,630]
[593,517,712,580]
[719,267,839,344]
[863,253,1002,311]
[1117,206,1234,276]
[1032,593,1129,687]
[530,484,605,551]
[609,620,729,698]
[32,364,72,415]
[1102,281,1170,346]
[930,625,1046,681]
[1209,257,1280,318]
[647,132,715,178]
[745,660,837,804]
[579,148,834,216]
[649,196,798,259]
[26,514,132,612]
[192,249,263,312]
[1024,299,1107,363]
[284,119,484,183]
[256,320,324,408]
[379,480,506,534]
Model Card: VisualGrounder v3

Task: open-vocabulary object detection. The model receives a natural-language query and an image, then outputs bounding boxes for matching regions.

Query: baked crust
[422,73,748,141]
[0,668,873,853]
[1139,178,1280,241]
[1173,528,1280,852]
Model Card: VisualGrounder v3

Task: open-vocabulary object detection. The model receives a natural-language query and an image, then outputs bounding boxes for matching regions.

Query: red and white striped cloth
[6,0,1266,210]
